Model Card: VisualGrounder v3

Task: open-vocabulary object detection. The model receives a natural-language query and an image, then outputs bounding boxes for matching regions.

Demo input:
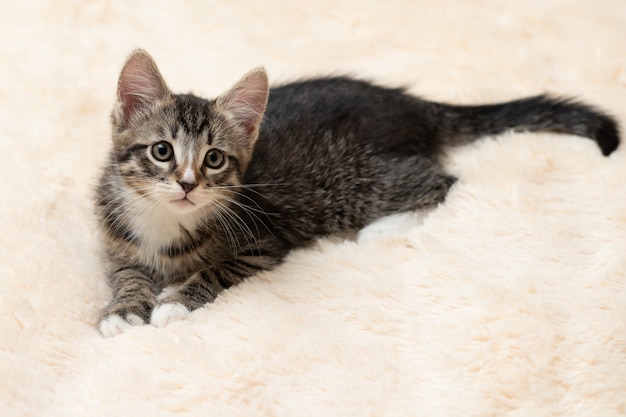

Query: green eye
[151,141,174,162]
[204,149,225,169]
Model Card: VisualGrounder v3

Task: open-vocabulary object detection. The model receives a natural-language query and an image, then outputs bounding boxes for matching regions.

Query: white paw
[98,313,145,337]
[150,302,190,327]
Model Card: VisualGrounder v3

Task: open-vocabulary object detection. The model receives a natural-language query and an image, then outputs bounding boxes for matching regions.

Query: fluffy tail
[432,95,620,156]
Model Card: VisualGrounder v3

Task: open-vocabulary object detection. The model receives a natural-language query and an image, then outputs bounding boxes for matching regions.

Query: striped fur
[97,52,283,334]
[95,50,619,336]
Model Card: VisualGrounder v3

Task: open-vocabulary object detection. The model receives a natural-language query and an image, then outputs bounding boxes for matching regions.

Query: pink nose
[177,181,197,193]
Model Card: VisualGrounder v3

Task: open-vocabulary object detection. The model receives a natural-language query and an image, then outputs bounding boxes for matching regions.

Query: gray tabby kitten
[96,49,619,337]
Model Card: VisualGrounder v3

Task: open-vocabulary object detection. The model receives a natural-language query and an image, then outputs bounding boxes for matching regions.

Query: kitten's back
[243,76,619,245]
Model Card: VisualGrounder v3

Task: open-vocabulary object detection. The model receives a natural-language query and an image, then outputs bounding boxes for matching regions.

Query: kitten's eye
[204,149,225,169]
[151,141,174,162]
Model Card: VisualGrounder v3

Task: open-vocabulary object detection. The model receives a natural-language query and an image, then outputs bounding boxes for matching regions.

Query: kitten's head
[108,49,268,216]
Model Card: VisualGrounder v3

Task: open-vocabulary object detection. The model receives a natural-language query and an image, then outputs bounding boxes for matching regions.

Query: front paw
[150,302,190,328]
[98,313,146,337]
[98,300,153,337]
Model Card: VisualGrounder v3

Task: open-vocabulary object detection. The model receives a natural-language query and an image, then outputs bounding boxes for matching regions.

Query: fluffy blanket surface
[1,1,626,416]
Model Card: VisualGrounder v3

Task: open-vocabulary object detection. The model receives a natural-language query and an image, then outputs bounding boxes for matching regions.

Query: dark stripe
[213,269,234,289]
[162,241,198,257]
[112,265,151,279]
[116,144,148,162]
[233,258,263,272]
[103,215,138,244]
[113,266,136,275]
[96,191,113,209]
[195,114,209,133]
[136,155,164,176]
[200,269,212,282]
[200,269,231,292]
[222,261,247,277]
[180,280,214,305]
[127,144,148,153]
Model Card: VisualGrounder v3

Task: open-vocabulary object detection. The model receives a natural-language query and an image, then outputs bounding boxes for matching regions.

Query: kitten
[95,49,619,337]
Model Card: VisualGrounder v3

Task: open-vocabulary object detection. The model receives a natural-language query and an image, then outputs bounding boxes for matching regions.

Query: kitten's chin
[166,197,203,215]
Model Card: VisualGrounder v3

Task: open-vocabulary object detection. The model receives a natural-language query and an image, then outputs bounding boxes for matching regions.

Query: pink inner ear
[220,69,269,135]
[119,87,142,126]
[117,52,168,126]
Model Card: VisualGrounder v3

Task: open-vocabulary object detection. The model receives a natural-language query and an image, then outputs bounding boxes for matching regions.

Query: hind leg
[356,156,455,237]
[381,155,457,213]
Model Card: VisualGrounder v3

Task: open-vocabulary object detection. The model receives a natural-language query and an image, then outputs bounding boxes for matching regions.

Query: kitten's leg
[406,169,457,210]
[98,268,157,337]
[150,272,216,327]
[379,156,457,213]
[150,257,273,327]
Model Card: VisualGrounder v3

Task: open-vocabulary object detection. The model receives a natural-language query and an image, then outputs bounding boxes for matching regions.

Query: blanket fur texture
[1,1,625,416]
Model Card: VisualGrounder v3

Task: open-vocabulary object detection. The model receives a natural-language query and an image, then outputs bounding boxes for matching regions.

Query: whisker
[209,197,264,256]
[220,195,278,250]
[229,190,279,216]
[209,205,239,259]
[210,183,286,189]
[213,200,258,250]
[214,199,261,257]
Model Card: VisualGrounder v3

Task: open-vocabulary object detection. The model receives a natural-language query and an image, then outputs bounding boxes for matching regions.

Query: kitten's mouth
[170,197,196,209]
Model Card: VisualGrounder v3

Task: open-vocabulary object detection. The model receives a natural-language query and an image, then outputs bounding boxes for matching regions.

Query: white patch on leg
[98,313,145,338]
[125,313,145,326]
[150,302,190,327]
[357,211,430,244]
[156,285,177,301]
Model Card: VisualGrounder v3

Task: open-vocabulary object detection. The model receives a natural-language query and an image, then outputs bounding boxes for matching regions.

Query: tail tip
[597,119,620,156]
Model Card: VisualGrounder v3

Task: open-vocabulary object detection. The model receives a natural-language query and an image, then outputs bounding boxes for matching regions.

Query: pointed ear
[216,68,269,136]
[116,49,170,127]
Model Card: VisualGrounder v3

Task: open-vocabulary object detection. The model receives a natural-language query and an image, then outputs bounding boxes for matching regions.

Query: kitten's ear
[216,68,269,138]
[116,49,170,127]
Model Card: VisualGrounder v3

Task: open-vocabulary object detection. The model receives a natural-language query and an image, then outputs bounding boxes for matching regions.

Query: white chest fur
[128,202,201,255]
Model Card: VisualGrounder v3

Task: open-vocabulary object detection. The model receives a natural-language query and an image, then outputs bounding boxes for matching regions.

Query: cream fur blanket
[2,1,626,416]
